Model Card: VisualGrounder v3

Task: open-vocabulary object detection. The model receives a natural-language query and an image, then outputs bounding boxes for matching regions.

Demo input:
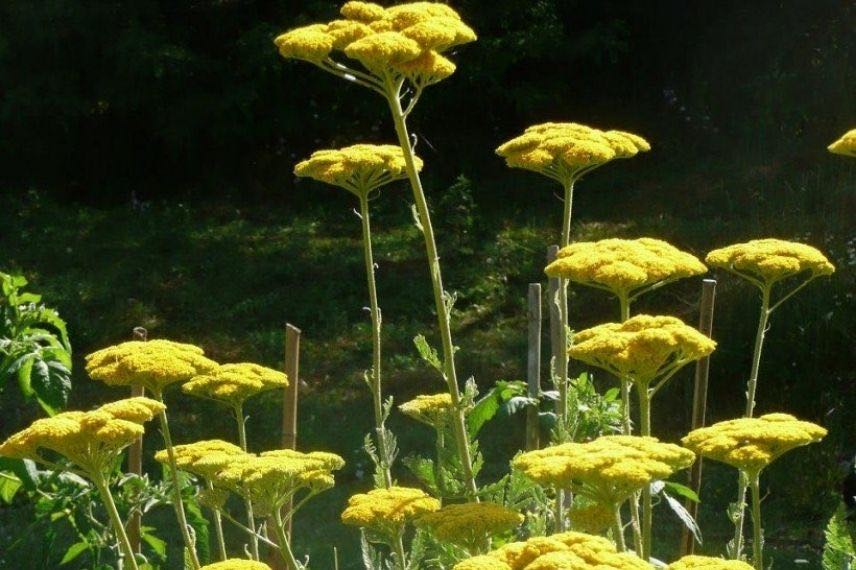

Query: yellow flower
[294,143,421,196]
[418,502,524,550]
[398,392,455,427]
[199,561,273,570]
[274,24,334,62]
[496,123,650,185]
[828,128,856,157]
[0,397,164,474]
[344,31,423,73]
[545,238,706,300]
[341,1,386,23]
[512,436,694,505]
[666,555,754,570]
[569,315,716,387]
[394,50,456,88]
[326,19,375,50]
[706,239,835,290]
[454,556,511,570]
[341,486,440,536]
[681,413,826,475]
[154,439,247,476]
[569,501,614,535]
[85,339,218,395]
[524,550,651,570]
[183,363,287,408]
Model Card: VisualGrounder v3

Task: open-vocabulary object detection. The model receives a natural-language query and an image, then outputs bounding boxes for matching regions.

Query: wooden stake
[546,245,561,416]
[526,283,542,450]
[128,327,147,554]
[681,279,716,555]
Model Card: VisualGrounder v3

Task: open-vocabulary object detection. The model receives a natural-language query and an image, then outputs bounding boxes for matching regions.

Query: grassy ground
[0,151,853,568]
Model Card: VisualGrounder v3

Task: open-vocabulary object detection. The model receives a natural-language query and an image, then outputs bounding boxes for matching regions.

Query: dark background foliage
[0,0,853,568]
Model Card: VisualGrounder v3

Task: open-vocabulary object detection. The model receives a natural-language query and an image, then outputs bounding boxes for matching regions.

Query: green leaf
[141,528,168,559]
[413,334,443,375]
[0,471,22,503]
[60,541,90,565]
[822,502,856,569]
[467,380,527,436]
[663,481,700,503]
[663,492,702,546]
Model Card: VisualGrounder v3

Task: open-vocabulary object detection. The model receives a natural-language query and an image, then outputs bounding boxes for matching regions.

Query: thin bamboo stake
[680,279,717,555]
[128,327,147,555]
[526,283,542,451]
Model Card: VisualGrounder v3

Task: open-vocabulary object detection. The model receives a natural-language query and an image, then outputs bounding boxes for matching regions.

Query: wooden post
[681,279,717,555]
[128,327,147,554]
[526,283,542,451]
[269,324,301,570]
[546,245,561,415]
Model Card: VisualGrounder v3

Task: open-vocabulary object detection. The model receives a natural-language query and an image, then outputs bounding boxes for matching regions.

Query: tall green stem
[619,294,641,556]
[612,503,627,552]
[156,404,201,570]
[749,473,763,570]
[273,507,301,570]
[235,403,260,560]
[392,529,408,570]
[385,78,478,499]
[206,480,227,561]
[93,472,140,570]
[359,193,394,489]
[638,387,653,561]
[731,288,771,558]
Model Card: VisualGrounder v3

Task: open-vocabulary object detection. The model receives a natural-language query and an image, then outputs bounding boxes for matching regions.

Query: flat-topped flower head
[398,392,455,427]
[341,2,386,23]
[341,486,440,537]
[512,435,694,505]
[706,239,835,290]
[569,315,716,387]
[0,397,164,474]
[667,555,754,570]
[682,413,826,475]
[546,238,706,300]
[454,531,651,570]
[294,144,422,197]
[496,123,650,186]
[417,502,524,550]
[154,439,246,476]
[85,339,218,395]
[569,501,614,534]
[274,24,335,62]
[828,128,856,157]
[183,362,288,408]
[200,561,273,570]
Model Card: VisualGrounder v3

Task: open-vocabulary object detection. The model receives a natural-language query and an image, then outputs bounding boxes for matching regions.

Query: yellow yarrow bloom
[512,436,694,505]
[341,486,440,537]
[199,561,273,570]
[706,239,834,290]
[569,501,614,535]
[545,238,706,300]
[85,339,218,395]
[274,24,334,62]
[524,550,651,570]
[398,392,455,427]
[828,128,856,157]
[569,315,716,387]
[154,439,247,477]
[294,143,421,196]
[0,397,164,474]
[496,123,650,185]
[394,49,456,88]
[666,555,754,570]
[183,362,287,408]
[454,556,511,570]
[681,413,826,476]
[417,502,524,550]
[341,2,386,23]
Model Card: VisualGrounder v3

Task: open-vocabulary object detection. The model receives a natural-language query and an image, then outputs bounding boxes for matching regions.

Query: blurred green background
[0,0,853,568]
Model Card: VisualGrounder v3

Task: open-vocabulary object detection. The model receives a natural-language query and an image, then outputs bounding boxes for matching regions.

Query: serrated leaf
[60,541,90,565]
[822,502,856,569]
[413,334,443,375]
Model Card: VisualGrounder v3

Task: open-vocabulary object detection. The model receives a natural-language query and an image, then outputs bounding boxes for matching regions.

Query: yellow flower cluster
[0,397,164,474]
[681,413,826,475]
[828,128,856,157]
[85,339,218,395]
[545,238,706,299]
[512,436,694,505]
[417,502,524,549]
[398,392,455,426]
[569,315,716,386]
[453,531,652,570]
[666,555,753,570]
[294,144,422,196]
[341,486,440,536]
[183,362,288,407]
[154,439,246,478]
[275,2,476,87]
[199,561,272,570]
[569,501,614,534]
[706,239,834,288]
[496,123,650,185]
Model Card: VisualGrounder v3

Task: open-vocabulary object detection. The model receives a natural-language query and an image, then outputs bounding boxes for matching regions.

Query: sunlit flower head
[546,238,706,300]
[666,555,754,570]
[706,239,834,290]
[183,363,288,408]
[154,439,247,477]
[569,315,716,387]
[417,502,524,550]
[294,144,421,197]
[496,123,650,186]
[341,486,440,537]
[85,339,218,395]
[398,392,455,427]
[199,561,273,570]
[0,397,164,474]
[569,500,614,535]
[681,413,826,475]
[512,435,694,505]
[828,128,856,157]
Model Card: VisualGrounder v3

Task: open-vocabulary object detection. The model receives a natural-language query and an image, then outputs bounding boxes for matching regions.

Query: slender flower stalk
[203,480,228,561]
[93,471,141,570]
[235,404,260,559]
